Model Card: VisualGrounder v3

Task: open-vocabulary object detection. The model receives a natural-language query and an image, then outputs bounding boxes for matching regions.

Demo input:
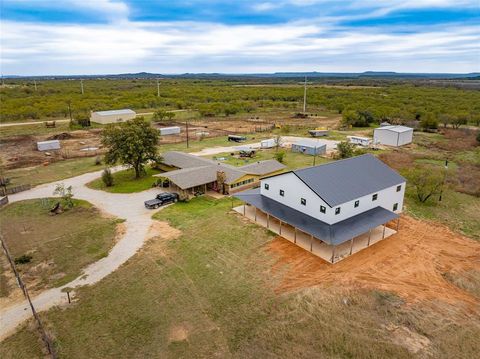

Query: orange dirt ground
[267,215,480,307]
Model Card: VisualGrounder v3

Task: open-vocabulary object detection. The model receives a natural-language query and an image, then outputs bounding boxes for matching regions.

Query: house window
[320,205,326,214]
[335,207,341,215]
[300,198,306,206]
[372,193,378,201]
[264,183,269,190]
[396,185,402,192]
[279,189,285,197]
[354,200,360,208]
[393,203,398,211]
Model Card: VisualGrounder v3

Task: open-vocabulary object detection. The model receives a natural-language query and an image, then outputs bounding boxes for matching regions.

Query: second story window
[264,183,269,190]
[396,185,402,192]
[335,207,341,215]
[372,193,378,201]
[393,203,398,211]
[300,198,306,206]
[354,200,360,208]
[279,189,285,197]
[320,205,326,214]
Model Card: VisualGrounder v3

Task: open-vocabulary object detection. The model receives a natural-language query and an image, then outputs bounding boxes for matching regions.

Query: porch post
[382,224,386,239]
[243,203,246,215]
[396,217,400,231]
[254,207,257,221]
[294,228,297,243]
[267,214,269,228]
[279,220,282,234]
[367,228,372,246]
[349,238,354,255]
[331,245,335,263]
[310,234,313,252]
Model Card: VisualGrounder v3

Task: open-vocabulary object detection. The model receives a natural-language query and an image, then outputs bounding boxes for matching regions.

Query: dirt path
[0,166,164,340]
[268,215,480,306]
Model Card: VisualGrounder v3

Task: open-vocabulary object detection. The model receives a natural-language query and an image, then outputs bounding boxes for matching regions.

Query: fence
[0,235,57,358]
[0,184,31,197]
[0,196,8,208]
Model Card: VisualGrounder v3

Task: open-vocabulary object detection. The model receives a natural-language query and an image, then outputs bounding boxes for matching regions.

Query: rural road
[0,166,163,340]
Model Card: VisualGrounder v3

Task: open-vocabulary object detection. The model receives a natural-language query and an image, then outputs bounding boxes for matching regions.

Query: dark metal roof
[293,154,405,207]
[235,189,398,246]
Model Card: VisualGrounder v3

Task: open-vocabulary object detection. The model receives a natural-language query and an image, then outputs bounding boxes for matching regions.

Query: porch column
[382,224,386,239]
[267,214,269,228]
[349,238,354,255]
[367,228,372,246]
[294,228,297,244]
[243,203,246,215]
[396,217,400,231]
[310,234,313,252]
[279,220,282,234]
[204,184,207,193]
[254,207,257,222]
[331,245,335,263]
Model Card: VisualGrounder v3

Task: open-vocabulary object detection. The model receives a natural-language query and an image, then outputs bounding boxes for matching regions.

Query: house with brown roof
[155,151,286,197]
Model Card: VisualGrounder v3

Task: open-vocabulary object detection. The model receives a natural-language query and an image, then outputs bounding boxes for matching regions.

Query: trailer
[347,136,372,147]
[261,138,276,148]
[228,135,247,143]
[158,126,181,135]
[37,140,61,151]
[308,129,329,137]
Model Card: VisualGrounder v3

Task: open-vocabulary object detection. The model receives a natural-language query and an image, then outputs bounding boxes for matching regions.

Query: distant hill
[2,71,479,80]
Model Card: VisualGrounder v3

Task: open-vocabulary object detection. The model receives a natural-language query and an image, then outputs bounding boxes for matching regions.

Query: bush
[94,156,102,165]
[274,150,285,163]
[336,141,355,159]
[420,114,438,131]
[14,254,32,265]
[102,168,114,187]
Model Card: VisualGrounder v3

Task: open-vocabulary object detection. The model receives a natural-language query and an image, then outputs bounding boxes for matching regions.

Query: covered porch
[233,190,399,263]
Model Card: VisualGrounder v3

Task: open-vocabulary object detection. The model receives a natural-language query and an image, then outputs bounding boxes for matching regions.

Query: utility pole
[67,101,73,122]
[186,120,189,148]
[439,159,448,202]
[157,78,160,97]
[34,79,37,91]
[303,76,307,114]
[80,79,84,95]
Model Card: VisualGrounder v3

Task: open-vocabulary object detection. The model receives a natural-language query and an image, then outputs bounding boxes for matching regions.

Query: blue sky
[1,0,479,75]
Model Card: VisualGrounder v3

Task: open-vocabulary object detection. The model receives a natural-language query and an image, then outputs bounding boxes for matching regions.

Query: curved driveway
[0,167,163,340]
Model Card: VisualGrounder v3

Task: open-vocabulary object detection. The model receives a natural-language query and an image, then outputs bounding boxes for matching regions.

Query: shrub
[274,150,285,163]
[14,254,32,265]
[53,183,74,209]
[102,168,114,187]
[336,141,355,159]
[94,156,102,165]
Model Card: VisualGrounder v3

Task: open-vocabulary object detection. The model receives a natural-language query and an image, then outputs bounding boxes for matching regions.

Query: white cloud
[1,19,479,75]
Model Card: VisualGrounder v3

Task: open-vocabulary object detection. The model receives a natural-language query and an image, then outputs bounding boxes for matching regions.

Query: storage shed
[291,139,326,156]
[91,109,136,124]
[158,126,181,135]
[347,136,372,147]
[261,138,276,149]
[308,129,329,137]
[37,140,60,151]
[374,125,413,147]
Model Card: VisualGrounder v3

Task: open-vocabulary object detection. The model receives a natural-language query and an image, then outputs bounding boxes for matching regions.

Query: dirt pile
[267,215,480,306]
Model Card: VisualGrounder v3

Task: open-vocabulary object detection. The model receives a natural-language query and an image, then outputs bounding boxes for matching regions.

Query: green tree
[152,109,174,122]
[420,113,438,131]
[341,109,359,128]
[336,141,355,159]
[274,150,285,163]
[404,166,445,203]
[451,113,468,129]
[102,118,159,179]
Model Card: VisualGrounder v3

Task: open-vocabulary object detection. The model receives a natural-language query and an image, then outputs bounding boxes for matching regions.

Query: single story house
[155,151,286,197]
[234,154,405,263]
[291,139,327,156]
[347,136,372,147]
[90,109,136,124]
[373,125,413,147]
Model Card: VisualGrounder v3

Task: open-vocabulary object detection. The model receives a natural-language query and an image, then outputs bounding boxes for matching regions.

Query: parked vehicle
[144,192,179,209]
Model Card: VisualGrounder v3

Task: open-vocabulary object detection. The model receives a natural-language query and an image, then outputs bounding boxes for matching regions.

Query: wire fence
[0,235,57,358]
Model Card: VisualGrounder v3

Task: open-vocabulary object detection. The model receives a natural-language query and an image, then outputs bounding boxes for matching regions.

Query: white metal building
[261,138,276,148]
[291,139,327,156]
[373,125,413,147]
[90,109,136,124]
[158,126,181,135]
[347,136,371,147]
[37,140,61,151]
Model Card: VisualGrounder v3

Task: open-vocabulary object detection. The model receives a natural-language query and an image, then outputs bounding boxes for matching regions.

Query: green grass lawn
[86,166,163,193]
[2,197,478,358]
[0,198,121,294]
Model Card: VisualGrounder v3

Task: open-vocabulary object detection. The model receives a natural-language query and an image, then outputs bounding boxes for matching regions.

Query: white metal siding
[37,140,61,151]
[398,130,413,146]
[91,111,136,124]
[374,129,398,146]
[159,126,181,135]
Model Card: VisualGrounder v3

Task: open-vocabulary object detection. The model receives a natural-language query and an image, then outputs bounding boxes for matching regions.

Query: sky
[0,0,479,75]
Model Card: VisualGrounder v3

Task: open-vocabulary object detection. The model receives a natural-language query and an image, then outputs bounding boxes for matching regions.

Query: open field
[86,166,163,193]
[0,199,121,301]
[1,197,479,358]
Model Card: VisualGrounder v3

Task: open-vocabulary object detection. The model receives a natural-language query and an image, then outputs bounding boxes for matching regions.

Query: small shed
[37,140,61,151]
[291,139,326,156]
[159,126,181,135]
[374,125,413,147]
[347,136,372,147]
[90,109,136,124]
[261,138,276,148]
[308,129,329,137]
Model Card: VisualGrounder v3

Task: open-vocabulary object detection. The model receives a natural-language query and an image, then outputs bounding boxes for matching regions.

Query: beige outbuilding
[90,109,136,124]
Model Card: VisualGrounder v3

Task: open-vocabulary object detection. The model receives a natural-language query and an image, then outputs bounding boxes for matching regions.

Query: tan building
[90,109,136,124]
